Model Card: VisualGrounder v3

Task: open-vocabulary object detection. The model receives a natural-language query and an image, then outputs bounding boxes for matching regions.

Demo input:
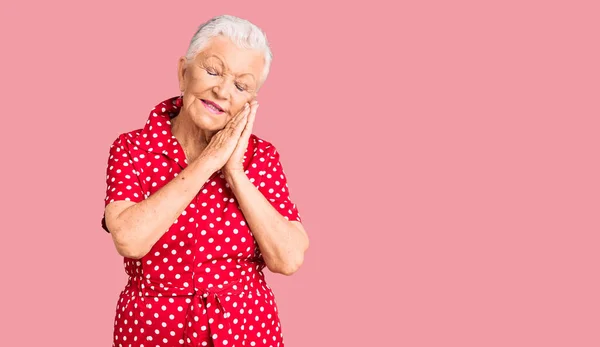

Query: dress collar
[133,96,188,167]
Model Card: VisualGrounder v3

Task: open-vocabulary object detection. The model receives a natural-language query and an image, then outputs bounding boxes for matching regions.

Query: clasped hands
[200,101,259,184]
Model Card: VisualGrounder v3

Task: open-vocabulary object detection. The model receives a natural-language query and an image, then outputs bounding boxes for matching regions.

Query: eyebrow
[204,54,257,82]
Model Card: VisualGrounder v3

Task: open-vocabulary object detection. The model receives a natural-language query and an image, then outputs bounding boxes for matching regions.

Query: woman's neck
[170,110,213,162]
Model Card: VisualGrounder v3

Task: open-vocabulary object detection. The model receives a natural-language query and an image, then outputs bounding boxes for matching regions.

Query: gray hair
[185,15,273,85]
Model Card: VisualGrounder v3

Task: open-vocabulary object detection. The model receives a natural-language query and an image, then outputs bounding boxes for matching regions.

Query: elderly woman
[101,15,309,347]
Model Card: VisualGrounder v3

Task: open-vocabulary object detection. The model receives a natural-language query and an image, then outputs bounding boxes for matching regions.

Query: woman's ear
[177,56,187,92]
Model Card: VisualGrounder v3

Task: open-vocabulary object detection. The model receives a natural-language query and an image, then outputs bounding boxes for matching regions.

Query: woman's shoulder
[248,134,281,159]
[108,128,144,151]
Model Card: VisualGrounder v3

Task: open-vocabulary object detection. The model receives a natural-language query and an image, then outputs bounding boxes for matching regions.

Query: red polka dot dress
[101,96,302,347]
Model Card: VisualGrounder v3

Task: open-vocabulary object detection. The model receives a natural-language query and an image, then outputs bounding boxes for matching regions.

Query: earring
[175,91,184,108]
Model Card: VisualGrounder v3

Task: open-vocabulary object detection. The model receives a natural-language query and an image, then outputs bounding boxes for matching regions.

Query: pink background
[1,0,599,346]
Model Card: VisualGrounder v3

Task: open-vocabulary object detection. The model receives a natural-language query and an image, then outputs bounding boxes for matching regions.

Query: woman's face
[177,35,265,132]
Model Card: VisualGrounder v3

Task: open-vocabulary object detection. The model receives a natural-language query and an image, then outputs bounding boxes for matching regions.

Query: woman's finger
[227,103,250,130]
[239,103,257,143]
[230,108,249,139]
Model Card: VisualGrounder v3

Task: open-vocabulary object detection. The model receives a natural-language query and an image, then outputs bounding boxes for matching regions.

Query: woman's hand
[223,101,258,179]
[199,102,251,172]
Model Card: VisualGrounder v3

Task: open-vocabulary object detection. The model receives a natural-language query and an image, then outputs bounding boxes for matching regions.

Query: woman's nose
[213,80,232,99]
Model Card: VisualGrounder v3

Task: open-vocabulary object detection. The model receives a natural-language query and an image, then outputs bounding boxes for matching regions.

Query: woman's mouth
[201,99,224,114]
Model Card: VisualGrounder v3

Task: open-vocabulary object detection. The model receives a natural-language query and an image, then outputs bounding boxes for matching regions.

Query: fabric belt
[140,277,246,347]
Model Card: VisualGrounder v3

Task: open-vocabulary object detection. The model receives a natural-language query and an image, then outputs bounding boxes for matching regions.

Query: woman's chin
[194,114,227,132]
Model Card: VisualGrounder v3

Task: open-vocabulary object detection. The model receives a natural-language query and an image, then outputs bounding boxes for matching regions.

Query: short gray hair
[185,15,273,84]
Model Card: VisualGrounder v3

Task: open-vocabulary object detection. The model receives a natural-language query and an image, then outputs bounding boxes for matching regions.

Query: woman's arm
[105,156,217,259]
[226,171,309,275]
[221,101,308,275]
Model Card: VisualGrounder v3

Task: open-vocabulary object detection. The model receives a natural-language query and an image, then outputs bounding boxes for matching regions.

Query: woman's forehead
[195,36,264,78]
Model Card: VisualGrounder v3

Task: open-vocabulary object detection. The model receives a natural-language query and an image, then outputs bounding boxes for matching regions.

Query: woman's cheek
[233,105,244,116]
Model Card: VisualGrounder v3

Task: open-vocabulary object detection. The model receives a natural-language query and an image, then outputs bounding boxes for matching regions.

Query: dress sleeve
[256,145,302,222]
[101,135,145,232]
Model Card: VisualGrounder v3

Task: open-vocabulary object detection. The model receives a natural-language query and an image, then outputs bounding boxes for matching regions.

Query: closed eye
[235,83,246,92]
